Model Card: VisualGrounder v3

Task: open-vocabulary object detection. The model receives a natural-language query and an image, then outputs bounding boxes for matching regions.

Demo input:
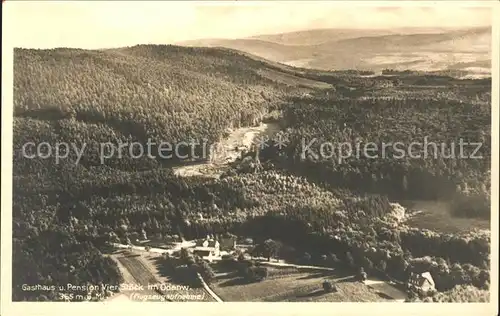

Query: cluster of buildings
[132,231,437,298]
[191,235,238,262]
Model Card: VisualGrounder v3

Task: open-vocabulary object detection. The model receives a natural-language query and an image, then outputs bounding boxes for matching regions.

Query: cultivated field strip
[118,253,215,302]
[117,254,173,301]
[118,255,159,287]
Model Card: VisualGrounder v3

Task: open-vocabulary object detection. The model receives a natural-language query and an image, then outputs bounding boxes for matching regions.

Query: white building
[192,237,220,262]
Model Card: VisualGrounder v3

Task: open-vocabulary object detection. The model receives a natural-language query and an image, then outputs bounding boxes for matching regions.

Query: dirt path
[172,122,280,178]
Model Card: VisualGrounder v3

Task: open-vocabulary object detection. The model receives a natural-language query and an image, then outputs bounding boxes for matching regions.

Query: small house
[408,272,436,293]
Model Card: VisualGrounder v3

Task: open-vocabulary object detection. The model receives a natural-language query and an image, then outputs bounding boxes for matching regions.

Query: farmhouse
[408,272,436,293]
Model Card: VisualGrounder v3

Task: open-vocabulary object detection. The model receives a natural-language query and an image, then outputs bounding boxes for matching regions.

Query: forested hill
[12,45,332,301]
[14,45,329,169]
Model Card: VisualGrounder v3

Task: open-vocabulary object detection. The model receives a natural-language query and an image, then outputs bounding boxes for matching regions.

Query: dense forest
[267,89,491,219]
[13,45,491,302]
[14,46,317,168]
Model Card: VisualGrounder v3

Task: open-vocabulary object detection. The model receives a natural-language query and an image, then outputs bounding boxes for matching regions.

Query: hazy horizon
[7,2,492,49]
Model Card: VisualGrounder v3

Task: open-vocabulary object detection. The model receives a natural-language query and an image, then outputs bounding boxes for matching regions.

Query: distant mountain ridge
[248,27,469,45]
[177,27,491,77]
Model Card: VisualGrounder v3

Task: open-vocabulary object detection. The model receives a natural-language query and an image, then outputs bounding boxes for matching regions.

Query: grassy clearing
[402,200,490,234]
[256,68,332,89]
[211,268,390,302]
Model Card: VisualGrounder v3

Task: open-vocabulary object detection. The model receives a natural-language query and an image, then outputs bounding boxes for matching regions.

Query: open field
[109,250,213,302]
[402,200,490,234]
[210,268,392,302]
[256,68,332,89]
[107,252,167,302]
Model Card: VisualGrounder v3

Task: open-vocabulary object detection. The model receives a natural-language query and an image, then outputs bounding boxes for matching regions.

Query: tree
[358,267,367,282]
[180,247,194,266]
[263,239,280,262]
[478,270,490,289]
[302,252,312,264]
[402,174,408,192]
[180,247,189,260]
[162,252,172,269]
[421,285,489,303]
[328,253,341,267]
[377,260,387,272]
[186,255,195,267]
[362,257,374,270]
[322,280,337,293]
[199,261,215,284]
[346,252,355,268]
[237,252,246,262]
[194,255,203,264]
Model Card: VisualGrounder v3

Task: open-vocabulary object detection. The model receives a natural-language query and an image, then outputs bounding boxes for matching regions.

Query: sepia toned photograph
[1,1,498,313]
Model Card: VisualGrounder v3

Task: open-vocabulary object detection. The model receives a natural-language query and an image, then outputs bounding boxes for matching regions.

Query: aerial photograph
[9,2,493,304]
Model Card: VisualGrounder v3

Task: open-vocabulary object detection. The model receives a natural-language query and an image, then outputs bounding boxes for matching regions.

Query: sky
[6,1,493,49]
